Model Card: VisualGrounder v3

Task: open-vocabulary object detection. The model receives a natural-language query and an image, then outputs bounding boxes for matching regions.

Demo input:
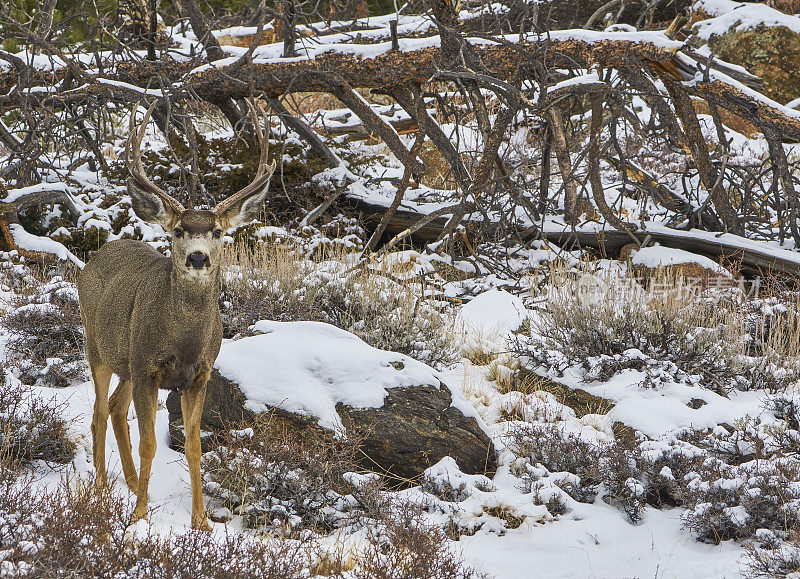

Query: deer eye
[173,228,184,238]
[213,229,222,239]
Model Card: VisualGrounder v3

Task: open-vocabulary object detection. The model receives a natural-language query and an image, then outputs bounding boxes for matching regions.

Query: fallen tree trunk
[35,30,799,142]
[347,196,800,278]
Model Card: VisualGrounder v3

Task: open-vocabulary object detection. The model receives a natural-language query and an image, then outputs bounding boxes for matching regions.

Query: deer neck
[169,264,220,314]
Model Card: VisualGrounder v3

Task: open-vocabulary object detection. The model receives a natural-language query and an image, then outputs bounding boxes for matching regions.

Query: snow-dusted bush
[201,415,369,533]
[513,423,646,522]
[220,242,457,367]
[201,423,486,576]
[2,276,86,388]
[417,457,536,537]
[353,506,487,579]
[682,456,800,544]
[530,293,737,394]
[0,372,74,469]
[509,411,800,542]
[0,469,316,578]
[742,540,800,578]
[524,267,800,394]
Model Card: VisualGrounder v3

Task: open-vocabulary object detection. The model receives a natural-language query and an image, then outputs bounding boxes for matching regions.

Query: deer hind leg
[109,380,138,493]
[90,364,112,490]
[131,382,158,523]
[181,382,211,531]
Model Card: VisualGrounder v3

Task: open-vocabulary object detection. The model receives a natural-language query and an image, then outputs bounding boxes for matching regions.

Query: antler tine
[213,98,277,216]
[125,101,185,214]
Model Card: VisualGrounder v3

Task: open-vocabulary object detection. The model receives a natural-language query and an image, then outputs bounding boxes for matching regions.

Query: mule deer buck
[78,101,275,530]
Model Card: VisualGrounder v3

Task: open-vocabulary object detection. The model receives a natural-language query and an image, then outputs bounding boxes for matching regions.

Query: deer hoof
[92,477,109,493]
[131,506,149,524]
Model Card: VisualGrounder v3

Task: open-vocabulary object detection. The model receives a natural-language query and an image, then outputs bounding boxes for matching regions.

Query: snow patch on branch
[9,224,85,268]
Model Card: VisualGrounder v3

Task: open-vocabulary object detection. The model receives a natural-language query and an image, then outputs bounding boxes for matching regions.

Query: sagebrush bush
[0,371,74,468]
[0,456,484,578]
[202,414,370,533]
[220,242,457,367]
[509,405,800,540]
[523,266,800,394]
[2,276,86,388]
[0,468,317,578]
[513,423,647,522]
[682,457,800,544]
[353,506,487,579]
[742,540,800,578]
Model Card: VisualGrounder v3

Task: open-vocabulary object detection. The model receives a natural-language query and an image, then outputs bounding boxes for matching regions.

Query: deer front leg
[181,381,211,531]
[109,380,138,493]
[131,383,158,523]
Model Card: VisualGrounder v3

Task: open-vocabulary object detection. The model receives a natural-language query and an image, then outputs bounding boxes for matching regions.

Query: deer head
[123,100,276,282]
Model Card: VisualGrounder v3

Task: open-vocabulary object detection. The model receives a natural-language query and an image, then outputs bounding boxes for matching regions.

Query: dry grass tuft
[220,241,457,367]
[523,262,800,395]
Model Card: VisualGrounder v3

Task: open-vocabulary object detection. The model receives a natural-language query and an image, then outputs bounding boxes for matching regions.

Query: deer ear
[219,188,268,229]
[127,177,178,228]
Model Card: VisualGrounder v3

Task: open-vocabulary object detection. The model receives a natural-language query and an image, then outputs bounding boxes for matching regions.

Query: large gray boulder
[167,320,496,480]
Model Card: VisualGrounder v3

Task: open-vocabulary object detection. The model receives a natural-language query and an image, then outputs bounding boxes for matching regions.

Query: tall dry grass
[220,241,458,367]
[525,261,800,394]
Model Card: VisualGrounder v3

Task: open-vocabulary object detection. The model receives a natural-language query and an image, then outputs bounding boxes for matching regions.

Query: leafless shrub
[682,457,800,544]
[2,276,86,388]
[0,371,74,469]
[523,265,800,395]
[0,468,317,578]
[201,414,369,533]
[742,539,800,578]
[513,423,645,521]
[353,505,487,579]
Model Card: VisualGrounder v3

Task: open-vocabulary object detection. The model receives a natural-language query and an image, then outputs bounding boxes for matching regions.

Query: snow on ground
[5,281,766,577]
[553,367,767,440]
[461,504,744,578]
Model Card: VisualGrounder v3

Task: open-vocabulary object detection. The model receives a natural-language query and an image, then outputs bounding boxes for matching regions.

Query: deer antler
[213,98,277,216]
[125,101,186,215]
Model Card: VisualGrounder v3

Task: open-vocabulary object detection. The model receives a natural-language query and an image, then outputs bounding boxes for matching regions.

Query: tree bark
[547,107,579,226]
[662,79,743,235]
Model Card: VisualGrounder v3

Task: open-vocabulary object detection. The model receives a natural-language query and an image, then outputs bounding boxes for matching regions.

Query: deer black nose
[186,251,210,269]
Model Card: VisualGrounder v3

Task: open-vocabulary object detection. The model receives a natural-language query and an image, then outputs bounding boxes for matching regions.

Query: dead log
[322,117,419,139]
[0,186,81,263]
[16,30,800,146]
[347,195,800,278]
[0,186,81,225]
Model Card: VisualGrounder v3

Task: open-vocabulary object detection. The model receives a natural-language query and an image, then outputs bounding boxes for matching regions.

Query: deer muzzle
[186,251,210,269]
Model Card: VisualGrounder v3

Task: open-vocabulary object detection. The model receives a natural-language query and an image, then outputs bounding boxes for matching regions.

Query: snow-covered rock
[167,320,496,479]
[631,245,732,279]
[692,0,800,103]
